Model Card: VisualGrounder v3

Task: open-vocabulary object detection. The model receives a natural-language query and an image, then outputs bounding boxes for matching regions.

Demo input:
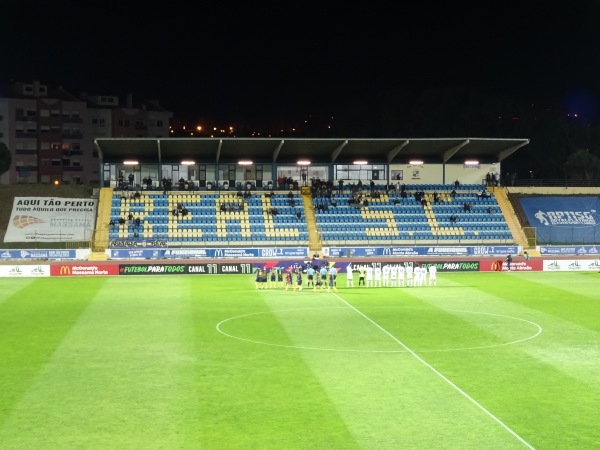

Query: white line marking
[216,306,542,353]
[331,291,536,449]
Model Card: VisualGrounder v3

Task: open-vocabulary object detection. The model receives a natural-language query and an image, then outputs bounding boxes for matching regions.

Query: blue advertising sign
[0,249,77,260]
[109,247,308,259]
[520,196,600,244]
[328,246,518,257]
[539,245,600,256]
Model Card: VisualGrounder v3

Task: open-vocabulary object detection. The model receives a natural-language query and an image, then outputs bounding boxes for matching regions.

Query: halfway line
[331,292,536,450]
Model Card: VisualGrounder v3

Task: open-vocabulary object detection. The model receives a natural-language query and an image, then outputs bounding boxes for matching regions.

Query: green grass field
[0,271,599,449]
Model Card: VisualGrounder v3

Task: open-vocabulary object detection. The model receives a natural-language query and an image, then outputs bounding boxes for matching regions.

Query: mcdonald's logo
[491,261,501,272]
[59,266,71,275]
[214,248,224,257]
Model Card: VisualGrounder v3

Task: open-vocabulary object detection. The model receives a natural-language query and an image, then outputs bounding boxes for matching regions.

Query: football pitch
[0,271,599,449]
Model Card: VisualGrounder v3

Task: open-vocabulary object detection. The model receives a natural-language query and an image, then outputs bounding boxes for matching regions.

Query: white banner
[0,265,50,277]
[4,197,96,242]
[543,259,600,271]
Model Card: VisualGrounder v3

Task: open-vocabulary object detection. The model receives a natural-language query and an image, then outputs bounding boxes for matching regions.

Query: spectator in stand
[478,188,491,199]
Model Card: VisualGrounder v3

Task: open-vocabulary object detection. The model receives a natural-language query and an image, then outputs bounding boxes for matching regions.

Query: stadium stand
[104,182,515,248]
[108,190,309,246]
[313,183,513,246]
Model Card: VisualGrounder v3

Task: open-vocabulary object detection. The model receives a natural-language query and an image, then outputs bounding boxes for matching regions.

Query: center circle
[216,307,542,353]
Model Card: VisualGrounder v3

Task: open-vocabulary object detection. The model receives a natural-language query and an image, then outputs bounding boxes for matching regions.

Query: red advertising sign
[479,259,543,272]
[50,263,120,276]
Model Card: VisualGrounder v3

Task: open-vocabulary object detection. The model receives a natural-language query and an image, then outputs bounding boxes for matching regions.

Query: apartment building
[0,80,173,186]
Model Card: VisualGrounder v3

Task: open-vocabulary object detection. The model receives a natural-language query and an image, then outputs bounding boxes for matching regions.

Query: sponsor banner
[251,260,480,273]
[0,249,78,260]
[109,240,168,248]
[110,247,308,259]
[110,249,164,259]
[520,196,600,244]
[4,197,97,242]
[118,263,254,275]
[543,259,600,272]
[480,259,543,272]
[539,245,600,256]
[50,263,120,276]
[328,246,518,258]
[418,261,480,272]
[0,265,50,277]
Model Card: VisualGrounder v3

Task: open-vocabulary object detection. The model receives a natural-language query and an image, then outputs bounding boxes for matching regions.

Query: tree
[565,149,600,180]
[0,141,11,176]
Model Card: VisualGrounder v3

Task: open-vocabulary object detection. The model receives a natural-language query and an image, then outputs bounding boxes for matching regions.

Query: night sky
[2,1,600,125]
